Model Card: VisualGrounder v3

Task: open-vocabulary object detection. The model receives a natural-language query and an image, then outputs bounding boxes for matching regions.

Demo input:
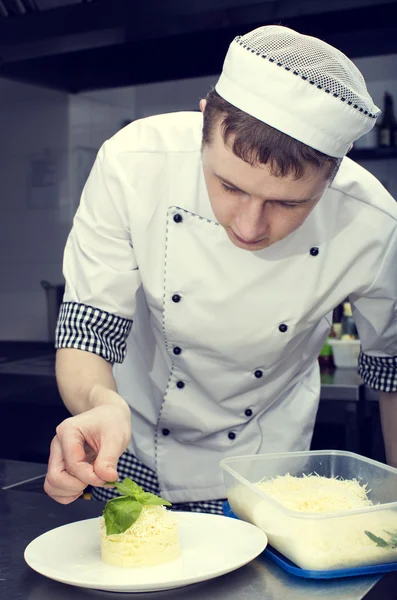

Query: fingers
[44,406,128,505]
[59,426,104,487]
[94,432,122,482]
[44,436,86,504]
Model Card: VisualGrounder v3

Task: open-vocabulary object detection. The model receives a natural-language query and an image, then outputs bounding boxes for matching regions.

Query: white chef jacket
[56,111,397,503]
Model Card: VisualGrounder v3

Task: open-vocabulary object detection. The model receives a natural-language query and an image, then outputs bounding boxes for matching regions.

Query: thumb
[93,434,122,482]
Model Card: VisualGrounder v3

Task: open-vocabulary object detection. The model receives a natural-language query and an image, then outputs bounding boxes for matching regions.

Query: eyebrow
[213,172,313,203]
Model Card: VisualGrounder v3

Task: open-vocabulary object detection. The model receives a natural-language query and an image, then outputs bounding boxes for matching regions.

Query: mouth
[230,229,267,246]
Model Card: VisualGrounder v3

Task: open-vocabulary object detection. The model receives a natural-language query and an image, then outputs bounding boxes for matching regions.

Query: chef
[44,25,397,512]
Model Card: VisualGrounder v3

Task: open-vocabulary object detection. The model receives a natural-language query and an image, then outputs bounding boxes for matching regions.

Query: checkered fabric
[55,302,132,364]
[91,449,225,515]
[358,351,397,393]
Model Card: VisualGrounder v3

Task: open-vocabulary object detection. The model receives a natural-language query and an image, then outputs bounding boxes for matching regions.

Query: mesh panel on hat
[237,26,379,118]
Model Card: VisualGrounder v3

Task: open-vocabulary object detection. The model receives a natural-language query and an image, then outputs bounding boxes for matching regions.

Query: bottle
[332,303,343,339]
[341,302,358,339]
[319,339,334,370]
[319,315,339,370]
[331,321,342,340]
[377,92,397,148]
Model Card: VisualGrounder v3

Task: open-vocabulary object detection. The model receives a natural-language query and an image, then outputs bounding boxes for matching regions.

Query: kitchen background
[0,0,396,472]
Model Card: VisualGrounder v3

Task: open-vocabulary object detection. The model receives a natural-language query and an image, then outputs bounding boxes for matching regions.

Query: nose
[233,200,268,242]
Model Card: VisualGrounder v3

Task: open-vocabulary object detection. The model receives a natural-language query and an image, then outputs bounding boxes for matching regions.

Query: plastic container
[223,502,397,579]
[220,451,397,571]
[328,339,360,368]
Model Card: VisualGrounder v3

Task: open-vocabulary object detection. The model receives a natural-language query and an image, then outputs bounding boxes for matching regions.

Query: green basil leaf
[364,530,390,547]
[104,478,145,500]
[139,491,172,507]
[103,497,142,535]
[104,478,172,507]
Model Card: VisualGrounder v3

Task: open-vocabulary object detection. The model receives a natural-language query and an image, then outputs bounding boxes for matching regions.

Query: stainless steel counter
[0,458,46,490]
[2,489,395,600]
[0,355,371,403]
[320,368,364,402]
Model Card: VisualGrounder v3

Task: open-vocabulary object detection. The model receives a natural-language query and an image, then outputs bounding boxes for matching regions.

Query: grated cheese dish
[255,473,373,513]
[100,505,181,567]
[228,473,397,570]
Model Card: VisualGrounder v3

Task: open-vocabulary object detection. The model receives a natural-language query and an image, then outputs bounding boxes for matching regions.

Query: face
[200,108,330,252]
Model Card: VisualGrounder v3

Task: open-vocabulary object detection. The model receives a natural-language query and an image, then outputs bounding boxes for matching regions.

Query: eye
[279,202,299,210]
[272,201,304,210]
[221,182,239,194]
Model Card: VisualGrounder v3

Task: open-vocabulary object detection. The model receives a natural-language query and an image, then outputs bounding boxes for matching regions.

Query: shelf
[348,147,397,161]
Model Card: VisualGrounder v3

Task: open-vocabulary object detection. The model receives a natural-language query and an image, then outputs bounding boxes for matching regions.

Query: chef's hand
[44,403,131,504]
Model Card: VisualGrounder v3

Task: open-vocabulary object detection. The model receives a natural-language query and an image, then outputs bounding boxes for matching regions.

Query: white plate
[24,512,267,592]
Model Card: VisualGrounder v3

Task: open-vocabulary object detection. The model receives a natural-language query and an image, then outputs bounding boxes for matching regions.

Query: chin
[226,229,273,251]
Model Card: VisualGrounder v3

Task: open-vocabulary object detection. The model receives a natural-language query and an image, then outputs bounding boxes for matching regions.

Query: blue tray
[223,501,397,579]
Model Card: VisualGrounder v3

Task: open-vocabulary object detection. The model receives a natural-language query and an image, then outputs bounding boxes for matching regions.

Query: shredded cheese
[228,474,397,570]
[100,505,181,567]
[255,473,373,513]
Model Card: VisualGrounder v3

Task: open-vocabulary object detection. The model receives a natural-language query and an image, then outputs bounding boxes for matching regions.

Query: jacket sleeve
[55,141,140,363]
[350,226,397,392]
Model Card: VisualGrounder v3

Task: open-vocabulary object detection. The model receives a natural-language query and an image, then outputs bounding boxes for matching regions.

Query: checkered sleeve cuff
[358,351,397,393]
[55,302,133,364]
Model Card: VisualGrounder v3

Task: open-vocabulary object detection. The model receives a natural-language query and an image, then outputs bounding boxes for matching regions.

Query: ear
[199,99,207,113]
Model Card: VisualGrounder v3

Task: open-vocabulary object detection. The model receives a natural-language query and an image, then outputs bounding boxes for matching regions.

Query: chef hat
[215,25,380,157]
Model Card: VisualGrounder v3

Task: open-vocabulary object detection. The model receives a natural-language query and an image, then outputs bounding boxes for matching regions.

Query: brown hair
[202,89,341,180]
